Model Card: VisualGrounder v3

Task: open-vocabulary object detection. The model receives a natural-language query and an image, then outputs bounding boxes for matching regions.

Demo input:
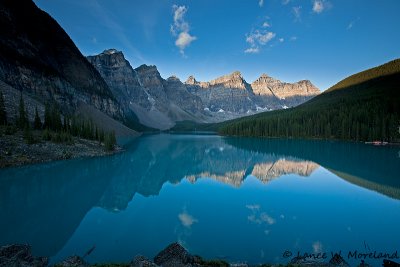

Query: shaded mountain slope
[219,59,400,141]
[0,0,125,124]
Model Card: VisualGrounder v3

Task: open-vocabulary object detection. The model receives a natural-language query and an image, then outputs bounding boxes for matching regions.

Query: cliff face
[252,74,320,106]
[87,50,205,130]
[185,72,256,113]
[86,49,149,109]
[86,50,153,130]
[163,76,204,116]
[0,0,120,118]
[134,65,206,126]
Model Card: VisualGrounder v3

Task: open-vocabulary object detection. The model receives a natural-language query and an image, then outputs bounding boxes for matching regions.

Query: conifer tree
[34,107,42,129]
[104,131,117,151]
[44,103,51,129]
[0,90,6,125]
[17,93,28,129]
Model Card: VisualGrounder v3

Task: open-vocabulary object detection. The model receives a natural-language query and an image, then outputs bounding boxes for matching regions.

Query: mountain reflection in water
[0,134,399,264]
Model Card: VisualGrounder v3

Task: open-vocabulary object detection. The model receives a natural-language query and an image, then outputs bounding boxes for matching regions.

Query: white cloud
[175,32,197,51]
[259,0,264,7]
[312,0,332,14]
[279,38,284,42]
[282,0,290,4]
[171,5,196,55]
[244,24,275,54]
[312,0,324,13]
[262,22,270,28]
[173,5,186,22]
[244,47,260,54]
[247,30,276,45]
[178,211,198,228]
[292,6,302,21]
[290,36,297,41]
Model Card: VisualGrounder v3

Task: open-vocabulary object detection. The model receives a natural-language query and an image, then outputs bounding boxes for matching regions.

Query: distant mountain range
[0,0,321,133]
[87,49,320,130]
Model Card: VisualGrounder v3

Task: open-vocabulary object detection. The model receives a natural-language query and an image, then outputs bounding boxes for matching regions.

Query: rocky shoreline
[0,130,122,168]
[1,243,398,267]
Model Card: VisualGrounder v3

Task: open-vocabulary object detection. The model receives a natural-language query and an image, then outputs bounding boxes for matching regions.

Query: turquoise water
[0,134,399,265]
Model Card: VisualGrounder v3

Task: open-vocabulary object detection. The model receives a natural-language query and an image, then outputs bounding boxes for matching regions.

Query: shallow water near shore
[0,134,399,266]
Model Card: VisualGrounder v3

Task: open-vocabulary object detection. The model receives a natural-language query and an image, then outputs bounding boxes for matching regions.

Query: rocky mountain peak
[295,80,320,94]
[253,73,277,84]
[231,71,243,78]
[135,64,164,88]
[88,49,130,68]
[135,64,158,73]
[252,73,320,99]
[167,75,180,82]
[297,80,313,86]
[209,71,248,90]
[185,75,198,85]
[102,49,121,55]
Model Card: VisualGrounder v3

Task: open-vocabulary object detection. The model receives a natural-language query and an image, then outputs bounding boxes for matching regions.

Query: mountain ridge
[87,49,320,130]
[327,59,400,92]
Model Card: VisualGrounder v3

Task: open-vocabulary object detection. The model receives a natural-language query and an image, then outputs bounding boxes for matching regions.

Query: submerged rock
[130,255,158,267]
[289,255,329,266]
[383,259,400,267]
[357,260,372,267]
[56,255,88,267]
[0,244,48,267]
[329,253,349,266]
[154,242,197,267]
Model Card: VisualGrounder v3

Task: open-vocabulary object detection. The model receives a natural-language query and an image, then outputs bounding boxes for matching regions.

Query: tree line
[219,78,400,142]
[0,90,116,150]
[219,99,399,142]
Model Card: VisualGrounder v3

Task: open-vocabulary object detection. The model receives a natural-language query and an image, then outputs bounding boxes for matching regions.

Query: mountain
[185,71,256,114]
[87,48,320,130]
[219,59,400,141]
[327,58,400,92]
[88,50,206,130]
[0,0,137,136]
[86,49,153,131]
[251,74,320,106]
[185,71,320,115]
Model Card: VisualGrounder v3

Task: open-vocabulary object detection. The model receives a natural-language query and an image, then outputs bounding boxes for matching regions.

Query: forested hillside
[219,59,400,142]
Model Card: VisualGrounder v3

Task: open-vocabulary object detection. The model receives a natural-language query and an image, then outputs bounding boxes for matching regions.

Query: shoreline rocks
[0,129,122,169]
[0,244,48,267]
[0,243,396,267]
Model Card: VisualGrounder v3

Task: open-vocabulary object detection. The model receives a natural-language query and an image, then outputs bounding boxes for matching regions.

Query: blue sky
[33,0,400,90]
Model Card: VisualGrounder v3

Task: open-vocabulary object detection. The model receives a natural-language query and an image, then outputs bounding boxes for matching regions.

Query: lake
[0,134,399,266]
